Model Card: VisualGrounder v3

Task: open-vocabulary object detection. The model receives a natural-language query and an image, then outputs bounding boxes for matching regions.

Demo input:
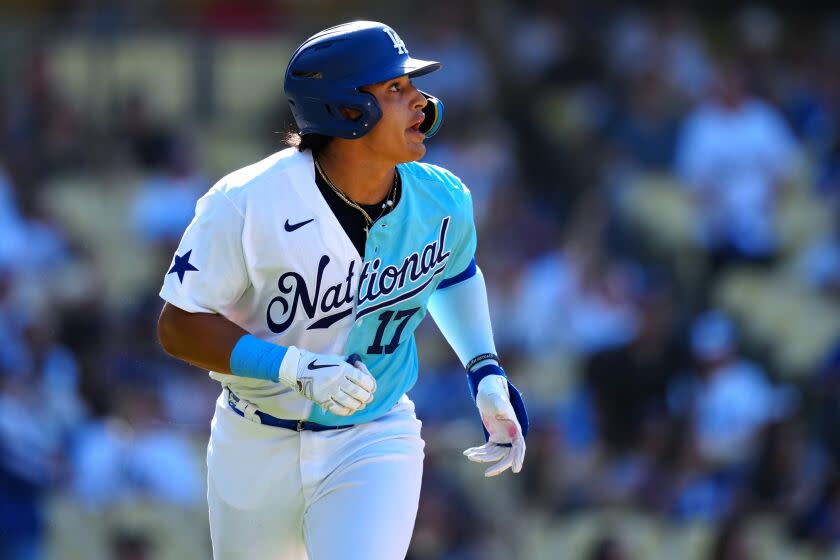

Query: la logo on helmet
[383,28,407,55]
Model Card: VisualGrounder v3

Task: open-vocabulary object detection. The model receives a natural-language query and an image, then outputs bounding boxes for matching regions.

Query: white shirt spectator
[683,310,794,465]
[693,359,780,464]
[510,251,638,355]
[676,98,798,256]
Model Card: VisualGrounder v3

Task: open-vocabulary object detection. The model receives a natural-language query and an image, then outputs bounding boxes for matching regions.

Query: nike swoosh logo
[307,360,336,371]
[285,218,314,232]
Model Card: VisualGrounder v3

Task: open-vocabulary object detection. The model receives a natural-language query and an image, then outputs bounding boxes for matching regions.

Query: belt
[226,388,354,432]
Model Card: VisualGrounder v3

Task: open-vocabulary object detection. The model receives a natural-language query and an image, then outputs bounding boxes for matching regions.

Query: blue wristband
[466,363,529,441]
[466,363,507,402]
[229,334,288,382]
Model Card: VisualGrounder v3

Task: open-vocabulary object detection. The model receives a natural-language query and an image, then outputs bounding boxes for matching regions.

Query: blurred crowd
[1,1,840,559]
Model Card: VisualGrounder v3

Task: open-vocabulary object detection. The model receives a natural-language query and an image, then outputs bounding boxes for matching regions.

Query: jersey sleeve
[439,184,477,289]
[159,188,249,314]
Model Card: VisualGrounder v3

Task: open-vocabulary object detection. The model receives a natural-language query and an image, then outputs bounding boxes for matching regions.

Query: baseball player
[157,21,528,560]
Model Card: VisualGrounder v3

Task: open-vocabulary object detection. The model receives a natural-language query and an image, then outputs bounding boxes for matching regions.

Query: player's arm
[157,303,376,417]
[159,186,375,416]
[427,265,529,476]
[158,302,246,373]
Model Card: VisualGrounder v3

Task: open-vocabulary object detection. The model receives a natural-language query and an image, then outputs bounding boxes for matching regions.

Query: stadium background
[1,1,839,558]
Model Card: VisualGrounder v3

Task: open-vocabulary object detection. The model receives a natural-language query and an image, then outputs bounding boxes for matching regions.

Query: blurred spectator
[4,51,85,186]
[657,11,713,100]
[682,311,787,467]
[510,195,640,356]
[510,249,639,355]
[0,168,67,274]
[585,274,685,456]
[0,376,57,560]
[111,94,178,171]
[675,64,798,264]
[608,70,681,172]
[131,134,208,248]
[0,315,85,560]
[70,383,203,509]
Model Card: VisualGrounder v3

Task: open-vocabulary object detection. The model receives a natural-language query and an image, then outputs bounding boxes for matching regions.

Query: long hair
[283,131,332,156]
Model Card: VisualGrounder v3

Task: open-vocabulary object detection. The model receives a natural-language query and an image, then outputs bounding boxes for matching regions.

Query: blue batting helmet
[284,21,444,140]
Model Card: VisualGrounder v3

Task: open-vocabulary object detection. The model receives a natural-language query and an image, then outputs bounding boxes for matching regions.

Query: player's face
[359,75,428,163]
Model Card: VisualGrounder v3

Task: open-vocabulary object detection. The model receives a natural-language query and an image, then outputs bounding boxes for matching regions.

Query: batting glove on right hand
[278,347,376,416]
[463,375,526,477]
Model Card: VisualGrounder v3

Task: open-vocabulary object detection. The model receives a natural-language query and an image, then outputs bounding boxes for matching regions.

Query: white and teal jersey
[314,160,476,424]
[160,148,476,425]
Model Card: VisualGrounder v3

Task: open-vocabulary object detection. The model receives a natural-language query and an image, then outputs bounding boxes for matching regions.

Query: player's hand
[463,375,526,477]
[278,347,376,416]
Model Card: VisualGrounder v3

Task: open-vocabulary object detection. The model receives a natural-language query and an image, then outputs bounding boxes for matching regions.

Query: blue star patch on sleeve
[168,250,199,283]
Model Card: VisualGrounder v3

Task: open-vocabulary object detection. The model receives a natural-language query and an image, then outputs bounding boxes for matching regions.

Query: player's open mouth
[407,117,425,139]
[407,114,424,134]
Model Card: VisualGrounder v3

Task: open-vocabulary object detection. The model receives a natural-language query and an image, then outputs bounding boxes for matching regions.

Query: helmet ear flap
[418,91,444,138]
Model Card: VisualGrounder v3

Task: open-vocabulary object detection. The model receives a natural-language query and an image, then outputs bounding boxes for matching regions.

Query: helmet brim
[404,58,441,78]
[364,57,442,85]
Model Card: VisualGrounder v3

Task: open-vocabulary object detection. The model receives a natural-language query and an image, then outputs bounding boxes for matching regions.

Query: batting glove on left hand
[463,375,526,477]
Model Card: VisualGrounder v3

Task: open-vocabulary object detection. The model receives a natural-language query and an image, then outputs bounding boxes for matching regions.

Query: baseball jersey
[160,147,476,425]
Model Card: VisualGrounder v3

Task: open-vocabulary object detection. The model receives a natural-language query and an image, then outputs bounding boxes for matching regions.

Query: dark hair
[283,131,333,155]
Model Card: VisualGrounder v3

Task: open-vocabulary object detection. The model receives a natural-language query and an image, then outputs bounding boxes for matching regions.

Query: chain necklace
[314,157,397,233]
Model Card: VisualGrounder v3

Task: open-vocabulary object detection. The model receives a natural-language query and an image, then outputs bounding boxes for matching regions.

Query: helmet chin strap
[418,91,444,138]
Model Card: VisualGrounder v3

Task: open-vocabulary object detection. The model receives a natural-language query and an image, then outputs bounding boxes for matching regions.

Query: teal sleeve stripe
[229,334,287,382]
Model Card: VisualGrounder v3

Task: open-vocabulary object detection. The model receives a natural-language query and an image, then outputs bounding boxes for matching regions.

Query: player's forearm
[157,302,247,373]
[428,267,497,367]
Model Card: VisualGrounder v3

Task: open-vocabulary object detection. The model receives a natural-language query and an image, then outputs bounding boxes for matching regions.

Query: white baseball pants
[206,392,425,560]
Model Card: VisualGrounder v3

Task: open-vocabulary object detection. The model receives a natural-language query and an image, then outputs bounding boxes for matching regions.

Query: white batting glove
[463,375,526,477]
[278,347,376,416]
